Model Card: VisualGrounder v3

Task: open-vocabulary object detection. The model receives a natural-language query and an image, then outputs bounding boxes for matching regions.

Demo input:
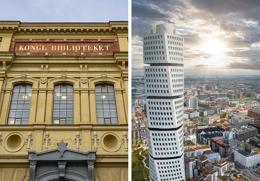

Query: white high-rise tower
[144,23,185,181]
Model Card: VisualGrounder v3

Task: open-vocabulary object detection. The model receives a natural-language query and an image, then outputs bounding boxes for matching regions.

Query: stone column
[45,89,53,124]
[29,89,38,124]
[89,89,96,124]
[123,78,128,119]
[80,89,90,123]
[115,89,127,124]
[0,89,11,124]
[0,78,4,115]
[80,78,90,124]
[36,89,47,124]
[73,89,81,124]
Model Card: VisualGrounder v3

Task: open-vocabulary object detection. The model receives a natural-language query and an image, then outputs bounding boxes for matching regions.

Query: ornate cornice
[0,52,14,62]
[0,52,14,77]
[114,52,128,72]
[0,21,128,34]
[114,52,128,62]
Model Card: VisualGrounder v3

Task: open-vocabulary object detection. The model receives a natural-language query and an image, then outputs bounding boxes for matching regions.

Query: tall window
[53,84,73,124]
[96,84,118,124]
[8,84,32,125]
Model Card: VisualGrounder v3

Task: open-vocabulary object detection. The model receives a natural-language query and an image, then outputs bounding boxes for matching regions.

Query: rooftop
[237,149,257,157]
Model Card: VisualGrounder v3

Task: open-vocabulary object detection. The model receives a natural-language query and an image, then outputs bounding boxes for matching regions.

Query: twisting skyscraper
[144,23,185,181]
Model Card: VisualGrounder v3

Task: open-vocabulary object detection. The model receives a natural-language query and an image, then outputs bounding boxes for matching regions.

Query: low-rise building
[234,149,260,168]
[197,127,225,145]
[235,126,257,141]
[204,151,221,163]
[211,137,230,157]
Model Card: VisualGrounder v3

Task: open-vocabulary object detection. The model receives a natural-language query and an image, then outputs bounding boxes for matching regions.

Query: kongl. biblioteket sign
[12,41,119,56]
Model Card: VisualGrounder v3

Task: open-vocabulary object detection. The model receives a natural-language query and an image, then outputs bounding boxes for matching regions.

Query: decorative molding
[57,140,67,157]
[25,131,33,151]
[122,132,128,152]
[43,132,50,150]
[28,140,96,181]
[74,132,82,151]
[40,64,49,71]
[92,132,99,151]
[80,64,88,71]
[40,77,47,84]
[61,74,67,79]
[80,77,88,84]
[0,21,127,34]
[21,74,27,80]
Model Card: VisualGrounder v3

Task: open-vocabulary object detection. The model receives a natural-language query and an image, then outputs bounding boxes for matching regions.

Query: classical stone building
[0,21,128,181]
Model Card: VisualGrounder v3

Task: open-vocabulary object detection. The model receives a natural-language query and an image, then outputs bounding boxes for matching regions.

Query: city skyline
[133,0,260,76]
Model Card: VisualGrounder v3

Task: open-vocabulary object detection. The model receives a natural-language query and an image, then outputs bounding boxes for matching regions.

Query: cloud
[228,59,260,70]
[132,1,168,19]
[192,0,260,16]
[132,0,260,75]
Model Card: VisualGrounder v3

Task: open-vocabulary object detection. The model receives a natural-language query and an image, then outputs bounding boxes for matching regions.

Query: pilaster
[115,89,127,124]
[80,90,90,124]
[73,89,81,124]
[36,89,47,124]
[117,33,128,52]
[123,78,128,120]
[29,89,38,124]
[0,78,4,115]
[89,89,96,124]
[45,89,53,124]
[80,78,90,124]
[0,89,11,124]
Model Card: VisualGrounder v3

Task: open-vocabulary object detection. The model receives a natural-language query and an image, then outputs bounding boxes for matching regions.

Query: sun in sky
[197,35,228,68]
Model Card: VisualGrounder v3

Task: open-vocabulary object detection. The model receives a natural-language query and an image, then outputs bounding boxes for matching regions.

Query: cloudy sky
[132,0,260,76]
[0,0,128,22]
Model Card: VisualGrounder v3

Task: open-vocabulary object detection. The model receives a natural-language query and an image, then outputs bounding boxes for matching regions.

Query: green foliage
[132,147,149,181]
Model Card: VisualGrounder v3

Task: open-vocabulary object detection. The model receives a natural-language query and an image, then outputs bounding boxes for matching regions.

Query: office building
[144,23,185,181]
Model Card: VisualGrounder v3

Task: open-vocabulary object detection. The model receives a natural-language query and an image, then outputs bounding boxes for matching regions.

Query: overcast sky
[0,0,128,22]
[132,0,260,76]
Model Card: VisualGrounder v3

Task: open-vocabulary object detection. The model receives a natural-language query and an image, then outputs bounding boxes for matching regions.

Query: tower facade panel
[144,66,184,97]
[146,97,184,129]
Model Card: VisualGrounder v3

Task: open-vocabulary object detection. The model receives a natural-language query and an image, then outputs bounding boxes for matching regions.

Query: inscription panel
[11,40,119,56]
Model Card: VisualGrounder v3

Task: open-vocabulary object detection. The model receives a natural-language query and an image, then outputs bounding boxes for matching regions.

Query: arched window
[8,84,32,125]
[95,84,117,124]
[53,84,73,124]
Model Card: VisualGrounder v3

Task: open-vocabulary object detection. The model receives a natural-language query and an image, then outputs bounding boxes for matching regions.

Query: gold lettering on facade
[14,42,115,56]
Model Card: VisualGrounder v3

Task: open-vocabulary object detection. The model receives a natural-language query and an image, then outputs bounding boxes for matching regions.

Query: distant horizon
[132,67,260,78]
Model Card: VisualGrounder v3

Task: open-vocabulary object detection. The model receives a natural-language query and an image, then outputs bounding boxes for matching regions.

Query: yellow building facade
[0,21,128,181]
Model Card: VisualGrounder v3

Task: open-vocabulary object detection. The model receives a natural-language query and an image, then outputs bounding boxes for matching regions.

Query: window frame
[52,84,74,125]
[8,84,32,125]
[95,84,118,124]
